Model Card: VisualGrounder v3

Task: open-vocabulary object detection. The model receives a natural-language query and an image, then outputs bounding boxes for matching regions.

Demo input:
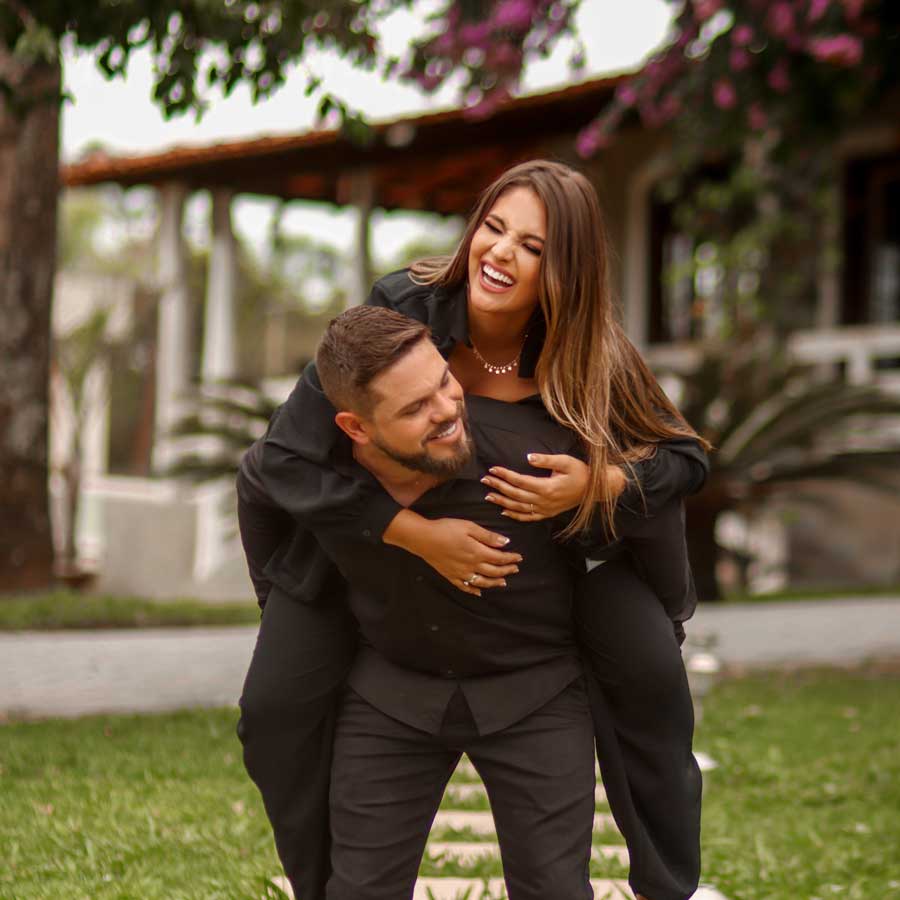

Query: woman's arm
[481,439,708,524]
[254,362,522,597]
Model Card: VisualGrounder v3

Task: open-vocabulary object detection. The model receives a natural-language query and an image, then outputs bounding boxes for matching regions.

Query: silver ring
[462,573,479,587]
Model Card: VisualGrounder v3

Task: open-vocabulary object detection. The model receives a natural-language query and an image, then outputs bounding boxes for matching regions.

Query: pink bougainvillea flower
[575,126,603,158]
[492,0,535,32]
[731,24,755,46]
[807,33,864,66]
[730,47,752,71]
[488,41,523,71]
[458,21,493,49]
[615,82,639,107]
[842,0,867,21]
[692,0,723,22]
[766,2,796,38]
[748,102,768,130]
[463,85,511,120]
[767,59,792,92]
[713,78,738,109]
[807,0,831,22]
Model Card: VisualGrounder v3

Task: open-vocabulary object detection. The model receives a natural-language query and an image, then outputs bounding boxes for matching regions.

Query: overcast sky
[61,0,674,263]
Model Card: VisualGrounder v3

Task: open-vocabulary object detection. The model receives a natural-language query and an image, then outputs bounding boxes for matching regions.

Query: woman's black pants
[238,558,701,900]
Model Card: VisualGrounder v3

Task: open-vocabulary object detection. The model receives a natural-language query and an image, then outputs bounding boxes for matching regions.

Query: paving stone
[412,877,634,899]
[425,841,629,866]
[444,781,608,807]
[432,810,618,836]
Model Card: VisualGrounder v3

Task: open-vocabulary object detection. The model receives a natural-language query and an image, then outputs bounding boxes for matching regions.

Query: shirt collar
[433,279,546,380]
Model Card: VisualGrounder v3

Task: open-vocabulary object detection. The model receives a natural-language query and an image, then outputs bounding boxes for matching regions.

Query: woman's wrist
[382,508,431,553]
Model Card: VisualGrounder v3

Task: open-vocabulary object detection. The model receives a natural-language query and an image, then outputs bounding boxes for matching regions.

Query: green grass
[2,669,898,898]
[0,590,260,631]
[696,668,900,900]
[722,582,900,604]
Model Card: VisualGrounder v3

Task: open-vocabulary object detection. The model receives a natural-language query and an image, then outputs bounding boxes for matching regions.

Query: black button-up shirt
[316,395,592,735]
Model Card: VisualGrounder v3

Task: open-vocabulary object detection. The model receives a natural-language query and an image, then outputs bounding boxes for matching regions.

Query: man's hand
[384,510,522,596]
[481,454,626,521]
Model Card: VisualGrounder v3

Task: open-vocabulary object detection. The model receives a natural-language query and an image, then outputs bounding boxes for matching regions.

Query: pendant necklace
[470,332,528,376]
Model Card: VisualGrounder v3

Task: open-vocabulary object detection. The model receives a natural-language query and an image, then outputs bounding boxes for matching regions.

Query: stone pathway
[3,597,898,720]
[265,757,729,900]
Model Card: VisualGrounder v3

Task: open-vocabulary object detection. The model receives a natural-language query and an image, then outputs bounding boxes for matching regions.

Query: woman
[239,160,712,900]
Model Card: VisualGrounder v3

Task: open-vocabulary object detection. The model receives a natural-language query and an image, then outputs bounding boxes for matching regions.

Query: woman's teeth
[482,263,514,287]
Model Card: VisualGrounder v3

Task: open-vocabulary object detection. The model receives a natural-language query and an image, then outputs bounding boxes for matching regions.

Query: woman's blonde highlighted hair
[411,159,713,540]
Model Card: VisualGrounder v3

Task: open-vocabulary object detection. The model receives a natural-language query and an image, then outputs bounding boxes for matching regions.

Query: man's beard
[371,404,474,477]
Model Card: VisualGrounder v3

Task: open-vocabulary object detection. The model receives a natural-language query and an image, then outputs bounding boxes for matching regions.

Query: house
[58,72,900,599]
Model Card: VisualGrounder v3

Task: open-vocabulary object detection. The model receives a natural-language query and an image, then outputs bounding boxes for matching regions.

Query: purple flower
[807,0,831,22]
[575,125,608,158]
[615,82,638,107]
[808,33,863,65]
[766,2,796,38]
[767,58,791,92]
[692,0,723,22]
[713,78,738,109]
[748,102,768,130]
[492,0,535,32]
[458,21,493,49]
[729,47,752,71]
[731,24,755,46]
[488,42,523,71]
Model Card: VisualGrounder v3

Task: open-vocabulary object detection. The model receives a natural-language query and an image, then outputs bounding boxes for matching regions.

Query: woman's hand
[383,510,523,596]
[482,454,627,521]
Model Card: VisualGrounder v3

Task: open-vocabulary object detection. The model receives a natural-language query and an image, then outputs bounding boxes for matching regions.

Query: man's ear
[334,410,371,445]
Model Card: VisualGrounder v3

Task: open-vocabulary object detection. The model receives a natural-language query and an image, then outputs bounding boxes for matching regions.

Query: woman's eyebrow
[486,214,545,243]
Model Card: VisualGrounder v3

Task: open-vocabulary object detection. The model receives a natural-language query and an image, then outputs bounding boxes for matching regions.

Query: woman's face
[466,186,546,321]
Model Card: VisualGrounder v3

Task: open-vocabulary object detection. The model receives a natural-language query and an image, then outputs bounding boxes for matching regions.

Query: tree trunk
[0,47,61,591]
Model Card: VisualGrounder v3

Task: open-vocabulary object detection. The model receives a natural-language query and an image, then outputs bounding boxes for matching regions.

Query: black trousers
[238,560,701,900]
[326,683,595,900]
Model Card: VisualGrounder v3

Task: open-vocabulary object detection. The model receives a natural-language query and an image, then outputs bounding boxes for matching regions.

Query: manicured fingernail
[484,494,495,502]
[500,511,509,517]
[499,580,507,587]
[527,454,536,462]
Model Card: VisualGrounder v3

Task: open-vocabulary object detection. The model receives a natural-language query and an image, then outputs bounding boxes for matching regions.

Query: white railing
[645,323,900,390]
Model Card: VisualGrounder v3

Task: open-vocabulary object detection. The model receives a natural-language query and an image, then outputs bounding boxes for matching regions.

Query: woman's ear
[334,410,371,445]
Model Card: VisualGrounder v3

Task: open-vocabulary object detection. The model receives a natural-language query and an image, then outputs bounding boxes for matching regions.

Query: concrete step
[431,810,618,837]
[412,877,635,899]
[268,876,730,899]
[426,841,630,866]
[444,780,609,807]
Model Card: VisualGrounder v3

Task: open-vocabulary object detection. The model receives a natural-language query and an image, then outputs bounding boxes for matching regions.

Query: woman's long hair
[411,159,713,540]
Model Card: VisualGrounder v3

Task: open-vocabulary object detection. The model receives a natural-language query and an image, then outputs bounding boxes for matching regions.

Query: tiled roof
[60,73,633,214]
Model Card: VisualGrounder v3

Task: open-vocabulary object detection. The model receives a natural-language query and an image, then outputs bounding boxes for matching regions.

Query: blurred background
[2,3,899,899]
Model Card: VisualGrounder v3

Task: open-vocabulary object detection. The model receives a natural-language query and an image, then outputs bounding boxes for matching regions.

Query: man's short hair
[316,306,431,415]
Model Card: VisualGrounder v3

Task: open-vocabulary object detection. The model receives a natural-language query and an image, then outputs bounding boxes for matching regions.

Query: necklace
[470,333,528,376]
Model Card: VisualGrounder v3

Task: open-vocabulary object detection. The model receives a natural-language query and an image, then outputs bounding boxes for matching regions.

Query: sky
[61,0,674,264]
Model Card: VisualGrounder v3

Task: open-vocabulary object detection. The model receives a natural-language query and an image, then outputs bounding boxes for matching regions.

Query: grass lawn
[0,591,260,631]
[1,669,898,899]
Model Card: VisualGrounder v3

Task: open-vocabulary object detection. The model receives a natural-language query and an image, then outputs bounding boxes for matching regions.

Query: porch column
[202,188,237,383]
[152,181,192,473]
[347,169,374,308]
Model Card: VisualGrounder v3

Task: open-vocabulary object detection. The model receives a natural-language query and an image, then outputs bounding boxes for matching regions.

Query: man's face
[363,338,472,477]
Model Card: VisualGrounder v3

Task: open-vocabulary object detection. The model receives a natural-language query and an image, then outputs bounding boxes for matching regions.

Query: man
[285,306,598,898]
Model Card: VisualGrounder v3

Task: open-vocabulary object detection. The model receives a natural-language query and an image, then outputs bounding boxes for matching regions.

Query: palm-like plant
[675,322,900,601]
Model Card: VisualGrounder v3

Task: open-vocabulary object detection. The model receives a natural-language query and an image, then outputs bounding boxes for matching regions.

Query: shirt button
[362,529,372,538]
